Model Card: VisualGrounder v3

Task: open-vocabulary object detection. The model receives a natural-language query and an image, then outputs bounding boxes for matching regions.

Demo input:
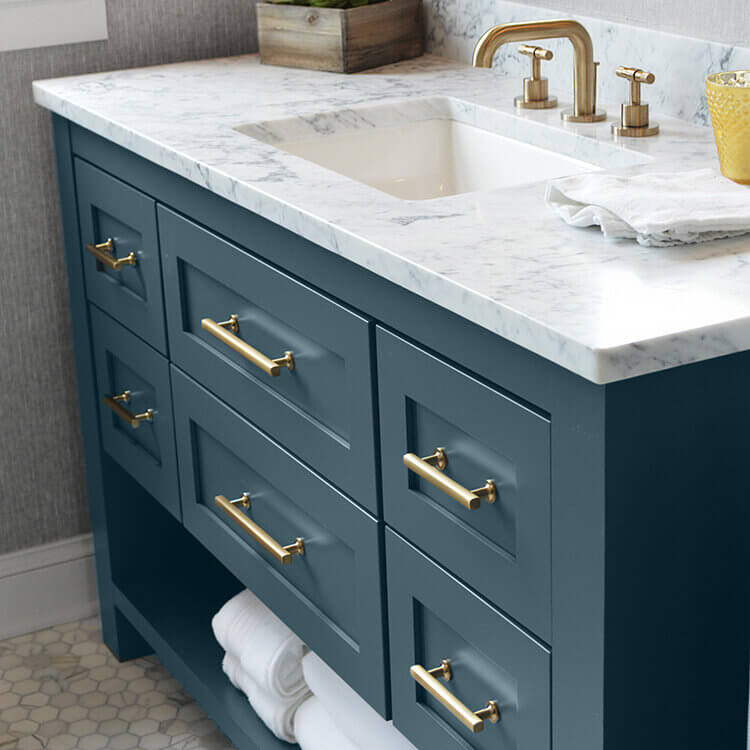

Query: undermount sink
[236,97,649,201]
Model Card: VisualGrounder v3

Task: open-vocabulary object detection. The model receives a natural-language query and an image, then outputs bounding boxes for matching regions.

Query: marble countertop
[33,54,750,384]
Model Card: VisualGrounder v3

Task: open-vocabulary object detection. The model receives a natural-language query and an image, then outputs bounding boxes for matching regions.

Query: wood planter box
[256,0,423,74]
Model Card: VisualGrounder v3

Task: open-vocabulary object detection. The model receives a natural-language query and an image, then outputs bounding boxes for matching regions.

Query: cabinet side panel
[603,352,750,750]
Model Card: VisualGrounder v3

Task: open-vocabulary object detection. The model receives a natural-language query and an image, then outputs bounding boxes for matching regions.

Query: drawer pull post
[403,449,496,510]
[85,238,137,271]
[410,661,500,734]
[201,317,295,377]
[103,390,154,429]
[214,494,304,564]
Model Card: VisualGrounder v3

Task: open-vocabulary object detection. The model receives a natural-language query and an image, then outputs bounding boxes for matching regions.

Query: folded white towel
[295,696,359,750]
[212,589,307,700]
[546,168,750,246]
[302,651,416,750]
[223,653,309,743]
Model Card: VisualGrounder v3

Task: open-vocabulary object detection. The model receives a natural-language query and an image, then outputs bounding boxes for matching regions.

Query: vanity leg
[52,114,151,662]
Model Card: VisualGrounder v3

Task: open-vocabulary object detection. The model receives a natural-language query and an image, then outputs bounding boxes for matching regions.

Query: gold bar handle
[201,316,294,377]
[214,494,304,565]
[403,449,495,510]
[410,660,499,734]
[103,391,153,429]
[85,239,137,271]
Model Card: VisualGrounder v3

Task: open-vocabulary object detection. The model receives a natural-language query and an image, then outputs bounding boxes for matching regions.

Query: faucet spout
[472,19,606,122]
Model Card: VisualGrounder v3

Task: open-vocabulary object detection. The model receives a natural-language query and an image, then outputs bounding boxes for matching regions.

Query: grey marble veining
[424,0,750,125]
[32,54,750,384]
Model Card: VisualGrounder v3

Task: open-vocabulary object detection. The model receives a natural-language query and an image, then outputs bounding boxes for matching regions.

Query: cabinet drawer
[91,307,179,518]
[75,159,166,353]
[377,328,551,640]
[171,368,388,715]
[160,206,378,513]
[387,530,550,750]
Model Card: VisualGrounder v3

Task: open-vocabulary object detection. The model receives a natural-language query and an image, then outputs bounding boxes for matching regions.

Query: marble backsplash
[423,0,750,125]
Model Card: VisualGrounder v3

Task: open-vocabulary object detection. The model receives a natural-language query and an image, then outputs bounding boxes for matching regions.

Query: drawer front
[171,368,388,715]
[75,159,167,353]
[90,306,179,518]
[377,328,551,640]
[387,530,550,750]
[160,206,378,513]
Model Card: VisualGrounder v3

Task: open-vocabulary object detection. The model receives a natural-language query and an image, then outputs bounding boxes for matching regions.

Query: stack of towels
[212,589,417,749]
[212,589,310,743]
[297,651,417,750]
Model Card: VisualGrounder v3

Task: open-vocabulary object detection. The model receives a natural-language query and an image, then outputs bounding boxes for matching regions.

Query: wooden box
[256,0,424,74]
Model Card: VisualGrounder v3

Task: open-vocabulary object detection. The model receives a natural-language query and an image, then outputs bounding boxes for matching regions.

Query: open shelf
[113,576,298,750]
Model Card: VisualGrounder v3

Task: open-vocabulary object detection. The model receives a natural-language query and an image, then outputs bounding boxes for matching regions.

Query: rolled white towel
[212,589,307,700]
[302,652,416,750]
[223,653,309,743]
[295,696,359,750]
[212,589,253,648]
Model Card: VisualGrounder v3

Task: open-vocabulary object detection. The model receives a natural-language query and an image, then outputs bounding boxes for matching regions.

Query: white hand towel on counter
[302,651,417,750]
[295,696,359,750]
[223,653,310,743]
[545,168,750,247]
[212,589,307,699]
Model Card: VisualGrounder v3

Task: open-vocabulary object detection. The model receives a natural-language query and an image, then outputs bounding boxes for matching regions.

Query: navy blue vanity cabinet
[75,158,167,353]
[159,206,379,514]
[171,368,389,716]
[90,306,179,519]
[52,115,750,750]
[386,530,550,750]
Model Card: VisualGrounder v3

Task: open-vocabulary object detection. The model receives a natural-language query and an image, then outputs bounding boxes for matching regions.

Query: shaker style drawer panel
[377,328,551,641]
[159,206,378,513]
[75,159,167,353]
[171,368,388,716]
[90,307,179,518]
[386,530,550,750]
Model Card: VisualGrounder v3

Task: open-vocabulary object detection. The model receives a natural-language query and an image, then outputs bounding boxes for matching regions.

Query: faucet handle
[612,66,659,137]
[519,44,553,62]
[515,44,557,110]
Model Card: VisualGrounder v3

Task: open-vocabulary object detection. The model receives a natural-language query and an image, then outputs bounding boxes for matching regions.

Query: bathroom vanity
[35,55,750,750]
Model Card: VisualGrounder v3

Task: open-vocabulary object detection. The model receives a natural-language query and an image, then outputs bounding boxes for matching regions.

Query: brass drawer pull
[214,494,304,565]
[85,239,137,271]
[403,448,496,510]
[103,390,153,429]
[410,659,500,734]
[201,316,295,377]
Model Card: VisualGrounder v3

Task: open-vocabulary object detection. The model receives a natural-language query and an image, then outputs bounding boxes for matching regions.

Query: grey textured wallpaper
[0,0,257,555]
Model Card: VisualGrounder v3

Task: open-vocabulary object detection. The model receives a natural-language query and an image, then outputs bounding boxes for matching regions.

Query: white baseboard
[0,534,98,641]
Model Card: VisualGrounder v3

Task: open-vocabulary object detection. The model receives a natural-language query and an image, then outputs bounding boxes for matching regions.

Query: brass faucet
[473,19,606,123]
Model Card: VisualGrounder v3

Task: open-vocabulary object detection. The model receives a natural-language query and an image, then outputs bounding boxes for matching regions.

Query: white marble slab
[32,54,750,384]
[424,0,750,125]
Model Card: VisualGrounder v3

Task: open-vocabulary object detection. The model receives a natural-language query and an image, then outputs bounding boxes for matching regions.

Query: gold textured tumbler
[706,71,750,184]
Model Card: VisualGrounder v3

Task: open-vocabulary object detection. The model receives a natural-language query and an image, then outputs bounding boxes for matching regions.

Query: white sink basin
[236,97,649,201]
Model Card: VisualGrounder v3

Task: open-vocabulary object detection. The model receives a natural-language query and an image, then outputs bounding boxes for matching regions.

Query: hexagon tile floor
[0,617,235,750]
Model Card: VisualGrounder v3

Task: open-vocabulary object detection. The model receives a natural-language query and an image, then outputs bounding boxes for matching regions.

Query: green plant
[266,0,385,7]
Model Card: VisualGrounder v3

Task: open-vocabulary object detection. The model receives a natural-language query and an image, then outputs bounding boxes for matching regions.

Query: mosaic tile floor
[0,618,235,750]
